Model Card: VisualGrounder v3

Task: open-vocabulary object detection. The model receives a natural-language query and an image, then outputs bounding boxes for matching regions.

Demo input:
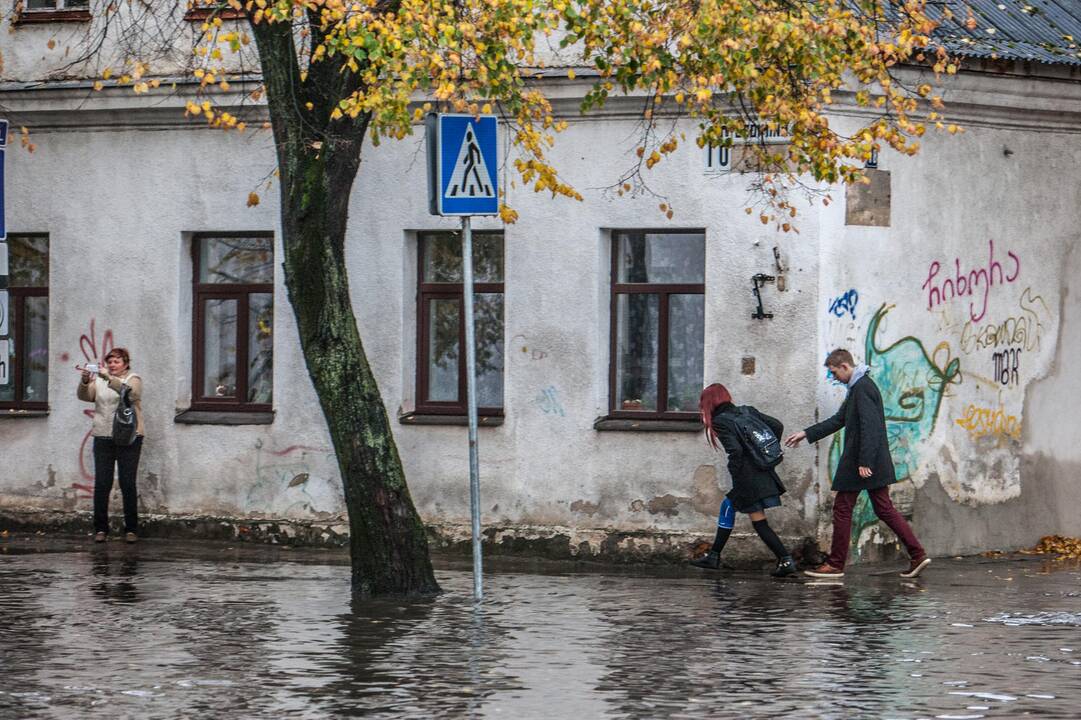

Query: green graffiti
[828,304,962,548]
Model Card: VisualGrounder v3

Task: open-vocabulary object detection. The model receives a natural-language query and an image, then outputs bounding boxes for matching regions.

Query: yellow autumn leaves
[1029,535,1081,560]
[98,1,951,224]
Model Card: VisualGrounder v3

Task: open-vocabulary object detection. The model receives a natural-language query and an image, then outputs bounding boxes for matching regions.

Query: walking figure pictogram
[446,124,494,199]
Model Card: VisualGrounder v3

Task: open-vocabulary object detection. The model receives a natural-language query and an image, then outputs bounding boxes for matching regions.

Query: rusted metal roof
[930,0,1081,66]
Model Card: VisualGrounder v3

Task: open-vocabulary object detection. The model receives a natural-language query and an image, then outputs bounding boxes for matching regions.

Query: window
[0,235,49,411]
[17,0,91,23]
[609,230,705,418]
[25,0,89,8]
[417,231,504,415]
[184,0,245,21]
[192,233,273,411]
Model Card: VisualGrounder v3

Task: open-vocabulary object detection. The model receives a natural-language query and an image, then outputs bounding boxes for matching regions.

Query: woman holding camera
[77,347,144,543]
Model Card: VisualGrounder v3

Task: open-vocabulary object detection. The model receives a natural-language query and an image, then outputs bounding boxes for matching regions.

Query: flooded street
[1,543,1079,719]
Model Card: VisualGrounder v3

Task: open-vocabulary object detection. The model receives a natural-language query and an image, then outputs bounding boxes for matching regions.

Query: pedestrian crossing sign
[426,113,499,216]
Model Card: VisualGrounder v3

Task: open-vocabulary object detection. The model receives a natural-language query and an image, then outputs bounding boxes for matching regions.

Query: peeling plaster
[570,499,600,516]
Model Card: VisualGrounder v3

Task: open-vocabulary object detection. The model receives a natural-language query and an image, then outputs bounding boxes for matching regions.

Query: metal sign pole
[461,215,483,602]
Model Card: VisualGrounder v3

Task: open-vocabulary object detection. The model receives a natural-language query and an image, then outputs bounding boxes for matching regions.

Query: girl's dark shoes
[689,551,720,570]
[771,557,797,577]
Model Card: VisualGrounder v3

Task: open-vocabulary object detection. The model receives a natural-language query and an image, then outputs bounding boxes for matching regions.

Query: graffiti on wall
[829,304,962,482]
[73,319,116,499]
[533,385,566,416]
[991,348,1021,386]
[958,287,1049,355]
[828,303,963,542]
[827,289,859,320]
[922,239,1020,322]
[247,440,342,517]
[823,238,1060,529]
[955,403,1022,444]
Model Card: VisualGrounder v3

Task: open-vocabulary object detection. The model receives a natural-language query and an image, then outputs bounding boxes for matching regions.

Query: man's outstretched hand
[784,430,807,448]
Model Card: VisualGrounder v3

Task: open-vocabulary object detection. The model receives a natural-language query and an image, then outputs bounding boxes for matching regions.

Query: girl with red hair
[690,383,795,577]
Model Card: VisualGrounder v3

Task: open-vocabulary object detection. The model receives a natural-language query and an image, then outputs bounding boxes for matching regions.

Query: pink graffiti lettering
[922,240,1020,322]
[74,319,117,499]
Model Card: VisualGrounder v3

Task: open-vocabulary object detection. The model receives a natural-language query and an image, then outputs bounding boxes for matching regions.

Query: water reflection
[89,549,139,605]
[0,554,1077,719]
[316,596,522,717]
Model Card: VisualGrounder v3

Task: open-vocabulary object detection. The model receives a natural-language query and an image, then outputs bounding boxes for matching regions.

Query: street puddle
[983,611,1081,626]
[0,552,1077,718]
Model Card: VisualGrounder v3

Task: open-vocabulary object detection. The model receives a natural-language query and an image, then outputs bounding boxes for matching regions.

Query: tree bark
[250,16,439,596]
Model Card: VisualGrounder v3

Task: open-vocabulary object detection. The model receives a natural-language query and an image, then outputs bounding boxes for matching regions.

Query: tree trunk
[250,16,440,596]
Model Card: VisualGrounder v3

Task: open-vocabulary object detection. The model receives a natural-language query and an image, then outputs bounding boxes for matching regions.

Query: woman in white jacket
[77,347,143,543]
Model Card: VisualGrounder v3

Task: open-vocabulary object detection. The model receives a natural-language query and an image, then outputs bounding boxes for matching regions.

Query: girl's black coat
[711,403,786,512]
[805,374,897,492]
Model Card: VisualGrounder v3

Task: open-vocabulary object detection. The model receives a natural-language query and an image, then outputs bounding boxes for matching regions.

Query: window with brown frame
[191,233,273,411]
[16,0,91,23]
[416,231,504,415]
[183,0,245,21]
[609,230,705,419]
[0,234,49,411]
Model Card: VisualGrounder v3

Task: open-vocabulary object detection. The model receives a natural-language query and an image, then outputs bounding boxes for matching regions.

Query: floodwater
[1,544,1080,719]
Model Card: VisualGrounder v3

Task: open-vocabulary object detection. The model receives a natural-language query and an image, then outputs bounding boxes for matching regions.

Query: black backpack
[112,385,138,446]
[728,406,783,469]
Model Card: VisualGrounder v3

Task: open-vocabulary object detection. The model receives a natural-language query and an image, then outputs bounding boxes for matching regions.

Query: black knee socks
[710,527,732,554]
[752,519,789,560]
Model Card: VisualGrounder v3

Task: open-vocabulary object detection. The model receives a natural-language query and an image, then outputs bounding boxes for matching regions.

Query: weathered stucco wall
[813,98,1081,559]
[1,60,1079,562]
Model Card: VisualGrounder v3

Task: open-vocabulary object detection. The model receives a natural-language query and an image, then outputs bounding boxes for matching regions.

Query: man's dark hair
[824,348,855,368]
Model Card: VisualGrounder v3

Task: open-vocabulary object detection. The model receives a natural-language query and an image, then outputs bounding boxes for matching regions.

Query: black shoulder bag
[112,384,138,446]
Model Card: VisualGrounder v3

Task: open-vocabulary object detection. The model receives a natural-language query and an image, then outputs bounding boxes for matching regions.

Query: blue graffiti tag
[535,386,566,416]
[828,289,860,320]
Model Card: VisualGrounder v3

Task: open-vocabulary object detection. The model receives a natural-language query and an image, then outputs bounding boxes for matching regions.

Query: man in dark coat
[784,349,930,579]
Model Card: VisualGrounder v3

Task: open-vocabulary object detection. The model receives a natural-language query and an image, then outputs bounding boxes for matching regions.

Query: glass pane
[248,293,273,404]
[199,236,273,284]
[8,236,49,287]
[427,298,459,402]
[474,293,504,408]
[615,293,659,411]
[22,297,49,403]
[0,300,13,402]
[616,232,705,284]
[203,298,238,398]
[422,233,503,283]
[26,0,60,9]
[667,294,704,412]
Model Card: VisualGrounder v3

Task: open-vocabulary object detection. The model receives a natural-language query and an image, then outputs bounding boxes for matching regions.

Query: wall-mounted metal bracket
[752,273,775,319]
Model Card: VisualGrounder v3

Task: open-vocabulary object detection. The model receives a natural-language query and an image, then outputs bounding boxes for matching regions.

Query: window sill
[13,10,93,24]
[184,8,246,21]
[593,417,702,432]
[175,409,275,425]
[0,409,50,419]
[399,413,504,427]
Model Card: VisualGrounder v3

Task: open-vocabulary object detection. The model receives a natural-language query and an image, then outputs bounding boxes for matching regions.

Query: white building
[2,1,1080,563]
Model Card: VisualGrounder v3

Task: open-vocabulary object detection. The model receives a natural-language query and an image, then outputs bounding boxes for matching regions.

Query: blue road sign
[428,114,499,216]
[0,118,7,241]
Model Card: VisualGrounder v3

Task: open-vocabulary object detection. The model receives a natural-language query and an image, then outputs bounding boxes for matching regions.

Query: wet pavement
[1,537,1079,719]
